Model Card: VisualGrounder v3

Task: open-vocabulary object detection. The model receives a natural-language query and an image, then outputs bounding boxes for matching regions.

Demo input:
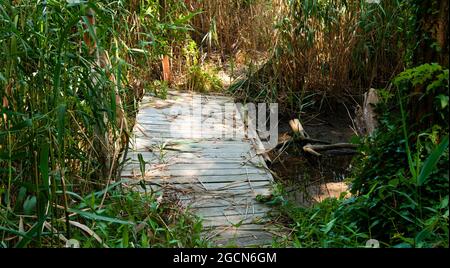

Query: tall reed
[189,0,280,55]
[231,0,413,113]
[0,0,194,247]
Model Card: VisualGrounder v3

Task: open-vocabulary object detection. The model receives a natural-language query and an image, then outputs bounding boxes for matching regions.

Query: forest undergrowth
[1,0,448,248]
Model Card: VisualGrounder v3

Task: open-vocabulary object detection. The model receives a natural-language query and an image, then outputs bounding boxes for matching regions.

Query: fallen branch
[289,119,310,139]
[266,118,359,158]
[303,143,358,156]
[289,119,331,144]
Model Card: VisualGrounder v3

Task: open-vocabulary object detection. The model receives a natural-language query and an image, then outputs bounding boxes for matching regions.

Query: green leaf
[68,208,134,225]
[393,242,413,248]
[322,218,337,234]
[14,217,46,248]
[418,136,449,186]
[39,142,50,193]
[415,229,431,246]
[10,119,32,131]
[393,190,418,208]
[16,187,27,211]
[84,180,123,200]
[138,153,146,176]
[0,72,6,82]
[437,95,449,109]
[0,226,30,241]
[388,179,399,187]
[122,226,129,247]
[23,196,37,215]
[440,196,449,209]
[57,103,67,151]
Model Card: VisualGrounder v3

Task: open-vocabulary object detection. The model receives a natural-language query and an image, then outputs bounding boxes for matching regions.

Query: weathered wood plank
[178,187,272,201]
[186,198,268,209]
[194,204,271,218]
[123,162,266,172]
[138,175,272,187]
[125,155,262,165]
[130,138,252,152]
[132,180,271,191]
[126,151,255,159]
[121,168,268,177]
[201,214,269,228]
[212,233,275,247]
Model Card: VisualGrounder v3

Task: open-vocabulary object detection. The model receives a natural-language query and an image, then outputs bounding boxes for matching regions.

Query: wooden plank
[132,136,246,143]
[212,233,274,247]
[135,121,242,128]
[129,139,252,147]
[128,179,271,190]
[134,132,245,140]
[201,214,269,228]
[125,155,261,165]
[204,224,280,233]
[137,109,234,117]
[134,126,246,134]
[126,151,255,158]
[169,181,271,191]
[125,151,254,159]
[136,122,245,129]
[136,114,235,122]
[185,198,267,209]
[130,138,252,151]
[121,167,268,177]
[123,162,265,171]
[157,176,272,186]
[193,204,270,218]
[129,186,272,204]
[178,188,272,201]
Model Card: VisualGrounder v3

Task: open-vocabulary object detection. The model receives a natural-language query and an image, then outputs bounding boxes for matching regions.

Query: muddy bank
[269,101,357,207]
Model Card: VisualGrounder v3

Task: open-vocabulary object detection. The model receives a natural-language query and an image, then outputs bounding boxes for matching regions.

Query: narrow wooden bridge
[121,91,278,247]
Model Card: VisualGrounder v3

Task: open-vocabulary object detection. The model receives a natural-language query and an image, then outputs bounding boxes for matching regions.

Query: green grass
[0,182,207,248]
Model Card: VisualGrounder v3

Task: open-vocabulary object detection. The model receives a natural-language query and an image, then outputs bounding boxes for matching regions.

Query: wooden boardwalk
[122,91,277,247]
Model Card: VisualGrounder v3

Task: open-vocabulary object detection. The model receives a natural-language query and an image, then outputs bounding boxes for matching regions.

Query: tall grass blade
[418,136,449,186]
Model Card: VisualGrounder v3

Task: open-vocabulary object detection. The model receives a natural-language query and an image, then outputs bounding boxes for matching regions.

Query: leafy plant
[270,63,449,248]
[183,40,223,92]
[0,0,198,248]
[348,63,449,247]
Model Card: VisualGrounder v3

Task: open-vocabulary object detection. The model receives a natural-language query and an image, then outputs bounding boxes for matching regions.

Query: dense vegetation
[263,0,449,248]
[1,0,448,248]
[275,64,449,248]
[0,0,203,248]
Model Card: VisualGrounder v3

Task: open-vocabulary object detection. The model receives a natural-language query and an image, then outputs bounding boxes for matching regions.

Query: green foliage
[394,63,449,124]
[283,198,372,248]
[265,184,369,248]
[0,0,197,247]
[273,64,449,248]
[73,188,206,248]
[233,0,413,111]
[348,64,449,248]
[0,183,207,248]
[183,40,223,92]
[147,80,169,99]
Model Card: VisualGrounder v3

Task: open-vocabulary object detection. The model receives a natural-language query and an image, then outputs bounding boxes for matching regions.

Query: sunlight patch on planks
[122,91,277,247]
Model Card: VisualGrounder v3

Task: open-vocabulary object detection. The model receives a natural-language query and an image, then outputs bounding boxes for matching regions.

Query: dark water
[269,149,354,206]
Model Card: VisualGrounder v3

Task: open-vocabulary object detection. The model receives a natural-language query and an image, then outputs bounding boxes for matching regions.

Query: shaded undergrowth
[267,64,449,248]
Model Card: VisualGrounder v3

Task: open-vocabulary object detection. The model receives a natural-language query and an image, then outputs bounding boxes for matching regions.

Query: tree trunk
[413,0,449,67]
[410,0,448,130]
